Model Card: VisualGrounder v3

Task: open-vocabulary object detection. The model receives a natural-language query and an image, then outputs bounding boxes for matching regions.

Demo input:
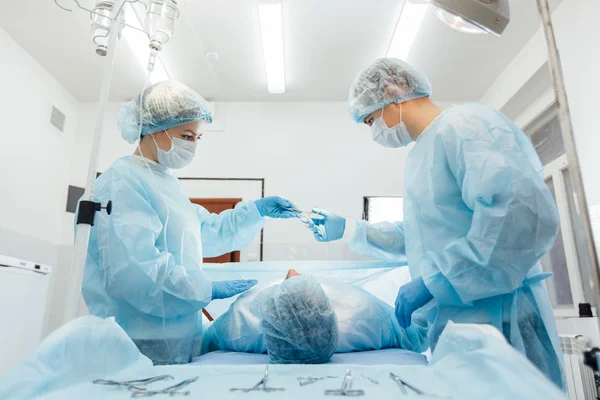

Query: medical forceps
[284,207,325,221]
[230,366,285,393]
[324,369,365,396]
[297,375,338,386]
[389,373,450,398]
[93,374,174,388]
[129,376,199,397]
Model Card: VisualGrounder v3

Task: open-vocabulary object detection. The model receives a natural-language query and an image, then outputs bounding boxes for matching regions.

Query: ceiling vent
[49,105,66,133]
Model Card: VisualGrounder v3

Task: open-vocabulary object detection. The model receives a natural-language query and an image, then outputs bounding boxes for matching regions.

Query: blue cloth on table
[0,317,565,400]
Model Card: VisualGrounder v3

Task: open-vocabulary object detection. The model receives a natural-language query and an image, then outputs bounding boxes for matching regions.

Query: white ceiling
[0,0,562,102]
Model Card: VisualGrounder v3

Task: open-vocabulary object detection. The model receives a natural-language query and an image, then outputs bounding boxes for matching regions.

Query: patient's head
[250,275,338,364]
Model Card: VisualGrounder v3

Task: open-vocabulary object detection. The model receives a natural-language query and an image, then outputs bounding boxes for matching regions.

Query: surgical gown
[346,103,564,388]
[81,155,265,365]
[200,277,429,356]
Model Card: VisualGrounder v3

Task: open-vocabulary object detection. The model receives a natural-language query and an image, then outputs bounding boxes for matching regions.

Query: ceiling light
[386,1,429,60]
[258,1,286,94]
[122,3,170,84]
[428,0,510,36]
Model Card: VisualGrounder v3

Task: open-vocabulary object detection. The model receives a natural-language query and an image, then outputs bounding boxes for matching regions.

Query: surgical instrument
[389,372,409,395]
[283,207,325,221]
[230,366,285,393]
[93,374,173,388]
[325,369,365,396]
[129,376,199,397]
[361,374,379,385]
[297,376,338,386]
[389,373,450,398]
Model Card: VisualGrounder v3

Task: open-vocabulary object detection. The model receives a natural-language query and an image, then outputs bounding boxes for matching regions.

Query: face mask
[371,104,412,148]
[153,130,197,169]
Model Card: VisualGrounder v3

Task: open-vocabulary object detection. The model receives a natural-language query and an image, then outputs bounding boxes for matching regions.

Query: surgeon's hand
[395,277,433,328]
[254,197,299,219]
[211,279,258,300]
[305,208,346,242]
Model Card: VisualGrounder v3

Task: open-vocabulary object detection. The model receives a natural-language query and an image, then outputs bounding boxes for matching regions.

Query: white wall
[0,27,80,336]
[481,0,600,343]
[69,101,414,261]
[482,0,600,206]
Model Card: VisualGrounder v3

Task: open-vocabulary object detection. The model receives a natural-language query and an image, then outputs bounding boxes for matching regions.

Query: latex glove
[254,197,299,219]
[211,279,258,300]
[395,277,433,328]
[305,208,346,242]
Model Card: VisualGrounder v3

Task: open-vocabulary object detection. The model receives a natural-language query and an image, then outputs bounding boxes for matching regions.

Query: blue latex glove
[395,277,433,328]
[212,279,258,300]
[305,208,346,242]
[254,197,299,219]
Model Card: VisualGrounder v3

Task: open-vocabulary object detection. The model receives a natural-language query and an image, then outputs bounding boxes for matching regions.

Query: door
[190,198,242,263]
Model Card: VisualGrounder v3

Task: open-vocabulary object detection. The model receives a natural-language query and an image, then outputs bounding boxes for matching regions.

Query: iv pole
[536,0,600,369]
[57,0,179,323]
[63,0,125,321]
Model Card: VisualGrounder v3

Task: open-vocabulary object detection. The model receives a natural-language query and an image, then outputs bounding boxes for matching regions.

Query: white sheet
[203,261,412,319]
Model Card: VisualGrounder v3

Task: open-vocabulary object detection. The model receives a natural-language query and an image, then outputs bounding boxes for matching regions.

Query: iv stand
[536,0,600,370]
[63,0,125,322]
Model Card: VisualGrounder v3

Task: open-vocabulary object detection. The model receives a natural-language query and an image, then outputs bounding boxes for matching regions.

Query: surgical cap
[117,80,213,144]
[250,276,338,364]
[348,58,432,123]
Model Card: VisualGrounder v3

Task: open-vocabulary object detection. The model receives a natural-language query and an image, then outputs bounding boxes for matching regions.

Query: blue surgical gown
[81,155,265,365]
[346,104,564,388]
[200,278,429,356]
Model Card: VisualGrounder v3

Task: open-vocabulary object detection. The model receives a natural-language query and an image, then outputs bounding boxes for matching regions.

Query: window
[525,104,592,315]
[363,196,403,223]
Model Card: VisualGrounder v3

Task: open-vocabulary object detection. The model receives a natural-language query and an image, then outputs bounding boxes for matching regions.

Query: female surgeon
[306,58,564,388]
[81,80,298,365]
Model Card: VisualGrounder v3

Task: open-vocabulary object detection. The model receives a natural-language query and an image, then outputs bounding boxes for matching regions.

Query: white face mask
[153,130,197,169]
[371,104,412,148]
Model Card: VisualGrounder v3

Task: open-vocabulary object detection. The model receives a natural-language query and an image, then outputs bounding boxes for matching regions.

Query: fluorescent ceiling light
[258,1,285,94]
[123,3,170,84]
[386,1,428,60]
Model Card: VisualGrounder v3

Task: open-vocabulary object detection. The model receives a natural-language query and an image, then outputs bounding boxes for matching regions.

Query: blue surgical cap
[117,80,213,144]
[250,276,338,364]
[348,58,432,123]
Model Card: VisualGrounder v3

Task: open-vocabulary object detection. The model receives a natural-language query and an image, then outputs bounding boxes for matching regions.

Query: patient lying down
[200,269,429,364]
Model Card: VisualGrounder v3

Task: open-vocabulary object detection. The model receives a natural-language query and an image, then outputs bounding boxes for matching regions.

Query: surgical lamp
[426,0,510,36]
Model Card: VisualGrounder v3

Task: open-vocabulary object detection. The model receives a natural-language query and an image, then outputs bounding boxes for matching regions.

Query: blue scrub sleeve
[347,219,408,262]
[96,175,212,318]
[424,127,560,305]
[197,201,266,258]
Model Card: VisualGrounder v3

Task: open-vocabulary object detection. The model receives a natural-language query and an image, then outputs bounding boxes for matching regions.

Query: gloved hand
[305,208,346,242]
[395,277,433,328]
[254,197,299,219]
[211,279,258,300]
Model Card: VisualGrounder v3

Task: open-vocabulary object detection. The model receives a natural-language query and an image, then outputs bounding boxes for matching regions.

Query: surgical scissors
[284,207,325,221]
[129,376,199,397]
[230,366,285,393]
[389,373,450,398]
[93,374,173,388]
